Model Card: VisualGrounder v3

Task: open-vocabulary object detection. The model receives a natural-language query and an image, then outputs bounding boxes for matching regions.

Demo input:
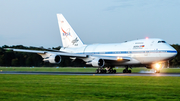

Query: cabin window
[158,41,166,43]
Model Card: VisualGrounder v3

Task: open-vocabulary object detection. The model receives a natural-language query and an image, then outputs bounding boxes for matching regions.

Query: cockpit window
[158,41,166,43]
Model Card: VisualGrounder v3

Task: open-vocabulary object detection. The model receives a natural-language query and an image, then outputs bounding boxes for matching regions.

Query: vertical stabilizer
[57,14,84,48]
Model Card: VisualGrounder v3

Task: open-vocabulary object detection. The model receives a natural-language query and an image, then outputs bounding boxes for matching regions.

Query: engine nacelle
[44,55,61,64]
[91,58,105,67]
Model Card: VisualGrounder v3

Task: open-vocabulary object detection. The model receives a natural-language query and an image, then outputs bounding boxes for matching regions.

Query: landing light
[145,37,149,40]
[117,57,123,60]
[155,63,161,70]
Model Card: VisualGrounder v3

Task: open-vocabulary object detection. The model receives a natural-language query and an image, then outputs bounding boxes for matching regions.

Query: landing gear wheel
[108,70,112,74]
[122,66,132,73]
[100,70,106,73]
[104,70,107,73]
[128,70,131,73]
[100,70,103,73]
[96,68,107,74]
[96,69,99,73]
[96,66,116,74]
[108,69,116,74]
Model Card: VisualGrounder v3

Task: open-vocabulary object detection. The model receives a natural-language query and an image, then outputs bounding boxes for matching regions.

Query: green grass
[0,67,98,72]
[0,75,180,101]
[1,67,180,73]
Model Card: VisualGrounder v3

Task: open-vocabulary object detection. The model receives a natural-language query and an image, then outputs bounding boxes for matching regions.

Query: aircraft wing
[4,48,130,64]
[4,48,87,58]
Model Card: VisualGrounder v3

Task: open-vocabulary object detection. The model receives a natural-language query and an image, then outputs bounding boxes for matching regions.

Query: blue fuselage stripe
[77,50,177,55]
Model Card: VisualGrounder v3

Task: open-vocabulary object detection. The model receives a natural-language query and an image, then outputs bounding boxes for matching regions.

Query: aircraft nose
[171,49,177,57]
[174,49,177,56]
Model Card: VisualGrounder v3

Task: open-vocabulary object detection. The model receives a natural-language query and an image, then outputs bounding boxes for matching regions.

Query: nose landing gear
[154,69,160,73]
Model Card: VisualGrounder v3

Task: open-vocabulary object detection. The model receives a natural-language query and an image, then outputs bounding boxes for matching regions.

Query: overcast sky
[0,0,180,48]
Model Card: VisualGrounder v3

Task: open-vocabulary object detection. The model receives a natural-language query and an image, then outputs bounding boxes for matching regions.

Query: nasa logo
[61,28,71,37]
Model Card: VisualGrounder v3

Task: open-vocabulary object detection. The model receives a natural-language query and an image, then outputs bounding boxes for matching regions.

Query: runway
[1,71,180,76]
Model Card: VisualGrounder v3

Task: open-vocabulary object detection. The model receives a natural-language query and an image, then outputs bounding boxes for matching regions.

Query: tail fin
[57,14,84,48]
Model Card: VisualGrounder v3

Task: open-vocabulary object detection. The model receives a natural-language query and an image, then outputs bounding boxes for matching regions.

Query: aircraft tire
[128,70,131,73]
[104,70,107,73]
[98,69,106,74]
[123,69,126,73]
[100,70,103,73]
[96,69,99,73]
[113,70,116,73]
[100,70,104,73]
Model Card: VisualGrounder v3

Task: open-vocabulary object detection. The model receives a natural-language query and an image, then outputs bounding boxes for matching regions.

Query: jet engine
[91,58,105,67]
[44,55,61,64]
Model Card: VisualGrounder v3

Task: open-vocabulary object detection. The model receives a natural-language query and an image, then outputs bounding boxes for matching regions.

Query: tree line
[0,44,179,67]
[0,45,85,67]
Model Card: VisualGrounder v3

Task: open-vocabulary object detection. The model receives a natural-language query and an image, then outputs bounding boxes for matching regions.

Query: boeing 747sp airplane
[6,14,177,73]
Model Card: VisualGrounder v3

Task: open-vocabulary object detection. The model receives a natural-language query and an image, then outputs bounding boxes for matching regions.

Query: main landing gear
[95,66,132,74]
[123,66,132,73]
[96,67,116,74]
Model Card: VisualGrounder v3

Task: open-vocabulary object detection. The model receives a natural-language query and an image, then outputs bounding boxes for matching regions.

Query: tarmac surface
[0,71,180,76]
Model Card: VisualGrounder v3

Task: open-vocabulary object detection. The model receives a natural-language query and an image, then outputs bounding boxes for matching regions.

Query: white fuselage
[60,38,177,66]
